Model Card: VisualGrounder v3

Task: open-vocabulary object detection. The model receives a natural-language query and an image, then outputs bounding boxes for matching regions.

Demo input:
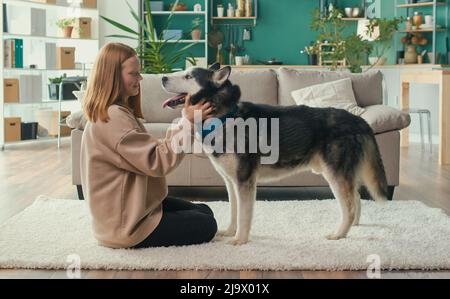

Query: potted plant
[311,8,372,73]
[101,0,197,74]
[191,17,203,40]
[366,17,403,66]
[48,74,67,100]
[301,41,321,65]
[56,18,75,38]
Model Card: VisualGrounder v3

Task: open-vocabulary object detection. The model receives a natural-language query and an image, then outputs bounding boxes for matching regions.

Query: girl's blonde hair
[83,43,143,123]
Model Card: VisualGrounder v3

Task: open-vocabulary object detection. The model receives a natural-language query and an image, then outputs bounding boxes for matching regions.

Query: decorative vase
[48,84,60,100]
[191,29,201,40]
[308,54,318,66]
[413,12,423,29]
[404,45,418,64]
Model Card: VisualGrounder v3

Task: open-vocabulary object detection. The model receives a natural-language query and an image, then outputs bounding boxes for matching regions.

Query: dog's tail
[361,136,389,202]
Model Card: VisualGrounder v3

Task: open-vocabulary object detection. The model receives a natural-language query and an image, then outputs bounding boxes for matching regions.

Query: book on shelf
[3,39,24,68]
[2,3,8,33]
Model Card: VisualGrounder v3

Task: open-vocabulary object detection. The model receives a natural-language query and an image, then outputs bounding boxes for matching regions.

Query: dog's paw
[326,234,345,241]
[227,238,248,246]
[217,228,236,237]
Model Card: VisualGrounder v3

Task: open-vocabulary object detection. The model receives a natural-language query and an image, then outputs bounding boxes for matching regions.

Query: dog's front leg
[228,180,257,245]
[218,177,238,237]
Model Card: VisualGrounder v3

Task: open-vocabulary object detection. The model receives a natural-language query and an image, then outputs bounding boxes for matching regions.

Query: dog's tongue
[162,94,187,109]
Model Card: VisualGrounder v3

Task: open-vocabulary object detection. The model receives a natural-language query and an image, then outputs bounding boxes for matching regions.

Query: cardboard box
[82,0,97,8]
[56,47,75,69]
[36,110,72,137]
[4,117,22,142]
[72,17,92,39]
[4,79,20,103]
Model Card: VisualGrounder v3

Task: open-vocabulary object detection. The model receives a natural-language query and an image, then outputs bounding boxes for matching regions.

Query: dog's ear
[213,66,231,87]
[209,63,221,71]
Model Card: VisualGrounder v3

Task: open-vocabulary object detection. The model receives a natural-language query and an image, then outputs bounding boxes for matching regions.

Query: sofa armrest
[71,129,83,186]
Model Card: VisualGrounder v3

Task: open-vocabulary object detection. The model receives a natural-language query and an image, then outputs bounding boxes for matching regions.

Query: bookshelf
[1,0,99,149]
[395,0,449,65]
[140,0,209,69]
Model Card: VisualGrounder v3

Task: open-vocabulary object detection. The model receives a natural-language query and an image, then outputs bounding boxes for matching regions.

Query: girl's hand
[183,95,214,124]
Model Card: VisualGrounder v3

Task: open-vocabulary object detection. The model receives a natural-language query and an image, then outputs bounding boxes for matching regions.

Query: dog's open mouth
[162,93,188,110]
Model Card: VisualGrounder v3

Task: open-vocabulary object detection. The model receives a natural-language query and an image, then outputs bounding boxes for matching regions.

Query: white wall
[98,0,139,48]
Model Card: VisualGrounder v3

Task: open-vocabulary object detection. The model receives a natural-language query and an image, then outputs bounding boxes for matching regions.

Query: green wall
[151,0,450,66]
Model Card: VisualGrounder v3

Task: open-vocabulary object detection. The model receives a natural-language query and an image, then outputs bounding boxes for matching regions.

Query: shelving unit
[395,0,449,65]
[209,0,258,26]
[140,0,209,69]
[1,0,99,149]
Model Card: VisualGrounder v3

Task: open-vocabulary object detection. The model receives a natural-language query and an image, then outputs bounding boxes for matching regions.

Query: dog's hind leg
[228,179,257,245]
[353,190,361,226]
[218,176,238,237]
[323,170,357,240]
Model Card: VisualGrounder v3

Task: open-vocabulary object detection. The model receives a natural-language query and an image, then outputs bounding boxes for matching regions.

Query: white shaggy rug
[1,196,450,271]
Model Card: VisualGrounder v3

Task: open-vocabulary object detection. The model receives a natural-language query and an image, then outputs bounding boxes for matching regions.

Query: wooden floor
[0,138,449,279]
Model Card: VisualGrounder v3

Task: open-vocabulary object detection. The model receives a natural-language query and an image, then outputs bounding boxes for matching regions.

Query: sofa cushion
[360,105,411,134]
[291,78,366,116]
[277,67,384,108]
[229,69,278,105]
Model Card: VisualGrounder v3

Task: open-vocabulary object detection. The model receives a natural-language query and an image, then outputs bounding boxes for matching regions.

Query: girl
[81,42,217,249]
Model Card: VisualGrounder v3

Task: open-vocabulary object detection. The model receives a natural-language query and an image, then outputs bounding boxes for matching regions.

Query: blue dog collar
[200,105,239,139]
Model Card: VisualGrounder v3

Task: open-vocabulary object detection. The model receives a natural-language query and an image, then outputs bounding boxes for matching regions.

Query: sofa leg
[77,185,85,201]
[387,186,395,201]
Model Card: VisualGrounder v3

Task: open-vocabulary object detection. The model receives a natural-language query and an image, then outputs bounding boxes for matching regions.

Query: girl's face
[121,56,143,98]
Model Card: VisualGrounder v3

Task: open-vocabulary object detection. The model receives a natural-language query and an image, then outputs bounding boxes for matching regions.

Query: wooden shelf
[212,17,257,20]
[397,28,447,33]
[146,11,206,15]
[342,17,367,21]
[3,33,99,41]
[397,2,446,8]
[3,0,98,10]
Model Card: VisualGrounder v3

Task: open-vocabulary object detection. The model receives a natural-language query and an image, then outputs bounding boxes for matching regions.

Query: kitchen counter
[224,64,448,69]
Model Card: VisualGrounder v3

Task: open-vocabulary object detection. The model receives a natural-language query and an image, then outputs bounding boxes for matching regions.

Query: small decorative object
[300,41,320,66]
[424,15,433,27]
[245,0,253,17]
[428,52,441,64]
[404,45,418,64]
[48,74,67,100]
[413,11,423,29]
[193,3,202,12]
[217,4,224,17]
[169,2,187,11]
[227,3,235,18]
[56,18,75,38]
[405,17,412,31]
[236,0,245,17]
[191,17,203,40]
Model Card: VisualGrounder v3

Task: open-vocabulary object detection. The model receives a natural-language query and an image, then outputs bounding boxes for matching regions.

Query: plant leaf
[100,15,139,36]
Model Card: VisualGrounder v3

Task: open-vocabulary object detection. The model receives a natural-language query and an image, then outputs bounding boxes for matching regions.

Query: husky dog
[162,64,388,245]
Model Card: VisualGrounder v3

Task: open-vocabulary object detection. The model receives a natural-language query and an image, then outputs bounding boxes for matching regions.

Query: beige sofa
[71,67,411,200]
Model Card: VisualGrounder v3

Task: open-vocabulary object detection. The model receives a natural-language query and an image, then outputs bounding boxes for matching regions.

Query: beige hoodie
[80,105,192,248]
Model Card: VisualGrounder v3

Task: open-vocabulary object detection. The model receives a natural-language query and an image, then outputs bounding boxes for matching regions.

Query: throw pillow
[291,78,366,116]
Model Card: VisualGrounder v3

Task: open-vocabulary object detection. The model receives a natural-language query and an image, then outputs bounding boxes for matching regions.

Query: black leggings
[133,197,218,248]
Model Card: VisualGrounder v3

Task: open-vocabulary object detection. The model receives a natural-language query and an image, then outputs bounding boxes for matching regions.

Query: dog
[162,63,388,245]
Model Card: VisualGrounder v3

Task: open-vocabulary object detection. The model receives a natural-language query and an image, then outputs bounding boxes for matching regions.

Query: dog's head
[162,63,241,114]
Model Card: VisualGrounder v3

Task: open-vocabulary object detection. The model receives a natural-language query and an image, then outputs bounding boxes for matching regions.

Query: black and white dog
[162,64,388,245]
